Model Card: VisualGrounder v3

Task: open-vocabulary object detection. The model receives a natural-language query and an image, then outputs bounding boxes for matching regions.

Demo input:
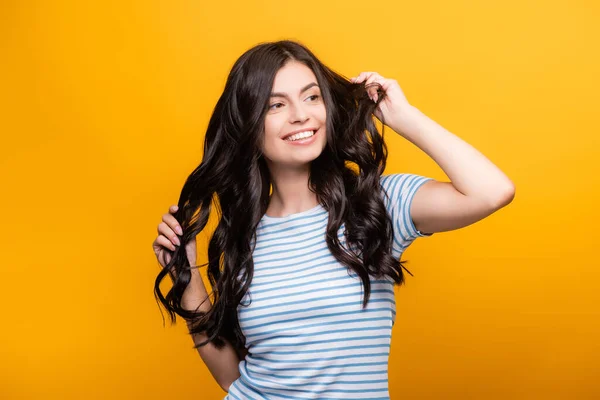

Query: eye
[306,94,320,101]
[269,102,284,110]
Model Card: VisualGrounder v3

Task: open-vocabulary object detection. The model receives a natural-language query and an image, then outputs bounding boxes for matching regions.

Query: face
[261,61,327,169]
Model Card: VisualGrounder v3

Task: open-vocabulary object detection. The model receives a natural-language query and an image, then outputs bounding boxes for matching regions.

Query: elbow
[491,182,516,209]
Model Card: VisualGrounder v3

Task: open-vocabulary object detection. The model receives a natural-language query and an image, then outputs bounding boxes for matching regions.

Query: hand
[350,71,414,134]
[152,205,197,275]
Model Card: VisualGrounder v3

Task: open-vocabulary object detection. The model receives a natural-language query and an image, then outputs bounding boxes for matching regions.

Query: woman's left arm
[392,104,515,234]
[351,72,516,234]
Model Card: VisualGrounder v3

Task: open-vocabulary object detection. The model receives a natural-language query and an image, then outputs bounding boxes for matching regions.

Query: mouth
[281,128,318,142]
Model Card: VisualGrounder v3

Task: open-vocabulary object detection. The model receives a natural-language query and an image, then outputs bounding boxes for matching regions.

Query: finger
[358,72,384,101]
[352,72,385,101]
[160,251,179,277]
[365,76,385,102]
[352,71,370,83]
[158,246,173,267]
[365,81,379,101]
[168,205,183,234]
[349,72,362,82]
[156,234,177,252]
[364,72,383,85]
[360,72,375,84]
[162,211,183,235]
[353,72,380,101]
[157,221,181,246]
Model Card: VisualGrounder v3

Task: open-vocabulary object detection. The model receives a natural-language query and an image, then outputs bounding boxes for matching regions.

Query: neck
[265,163,318,218]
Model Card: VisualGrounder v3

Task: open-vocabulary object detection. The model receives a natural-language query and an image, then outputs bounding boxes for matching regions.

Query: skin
[261,60,328,218]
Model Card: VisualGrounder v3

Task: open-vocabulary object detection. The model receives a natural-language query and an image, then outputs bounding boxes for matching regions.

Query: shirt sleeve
[380,173,434,257]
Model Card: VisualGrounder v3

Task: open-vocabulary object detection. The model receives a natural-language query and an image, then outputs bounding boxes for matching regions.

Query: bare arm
[350,73,515,234]
[154,204,243,393]
[397,105,515,234]
[182,267,242,393]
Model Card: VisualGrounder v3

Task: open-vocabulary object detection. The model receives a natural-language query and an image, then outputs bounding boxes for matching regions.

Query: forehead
[271,61,318,91]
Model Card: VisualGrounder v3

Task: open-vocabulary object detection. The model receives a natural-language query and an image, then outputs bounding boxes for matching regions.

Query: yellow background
[1,1,598,399]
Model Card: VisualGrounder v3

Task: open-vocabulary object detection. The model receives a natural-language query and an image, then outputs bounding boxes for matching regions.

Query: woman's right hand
[152,205,197,271]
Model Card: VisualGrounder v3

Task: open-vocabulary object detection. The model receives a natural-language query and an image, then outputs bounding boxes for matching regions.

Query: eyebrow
[270,82,319,98]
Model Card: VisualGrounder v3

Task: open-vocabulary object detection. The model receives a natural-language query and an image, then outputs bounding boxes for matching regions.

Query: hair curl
[154,39,413,358]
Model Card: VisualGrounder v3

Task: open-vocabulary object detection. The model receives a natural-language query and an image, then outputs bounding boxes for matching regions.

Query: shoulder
[380,173,434,205]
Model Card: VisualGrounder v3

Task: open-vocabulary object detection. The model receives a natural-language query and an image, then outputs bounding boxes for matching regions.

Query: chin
[292,152,323,166]
[265,137,327,167]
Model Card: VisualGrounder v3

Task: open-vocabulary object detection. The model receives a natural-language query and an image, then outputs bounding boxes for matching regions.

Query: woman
[151,40,515,399]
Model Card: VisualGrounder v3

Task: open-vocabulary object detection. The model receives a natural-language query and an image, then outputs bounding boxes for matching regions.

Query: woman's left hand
[350,72,415,135]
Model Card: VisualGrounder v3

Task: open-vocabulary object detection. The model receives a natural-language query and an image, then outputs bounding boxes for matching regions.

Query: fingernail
[176,226,183,235]
[173,236,180,246]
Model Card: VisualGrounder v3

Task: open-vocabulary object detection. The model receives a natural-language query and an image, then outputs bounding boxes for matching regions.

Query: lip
[282,128,320,146]
[280,127,319,141]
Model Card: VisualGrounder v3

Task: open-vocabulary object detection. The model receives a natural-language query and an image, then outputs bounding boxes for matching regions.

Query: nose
[289,103,309,123]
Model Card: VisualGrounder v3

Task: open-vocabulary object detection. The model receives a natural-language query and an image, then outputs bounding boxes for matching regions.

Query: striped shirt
[224,173,433,400]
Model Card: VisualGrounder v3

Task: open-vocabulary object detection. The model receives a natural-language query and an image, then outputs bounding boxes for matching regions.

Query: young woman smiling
[151,40,515,399]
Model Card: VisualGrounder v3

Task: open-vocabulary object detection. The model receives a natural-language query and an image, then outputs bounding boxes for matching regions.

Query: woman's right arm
[182,268,242,392]
[153,205,242,393]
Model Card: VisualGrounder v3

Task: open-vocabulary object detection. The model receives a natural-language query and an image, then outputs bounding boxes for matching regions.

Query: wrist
[391,104,423,138]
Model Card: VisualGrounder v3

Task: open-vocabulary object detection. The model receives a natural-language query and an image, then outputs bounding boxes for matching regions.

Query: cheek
[317,106,327,128]
[261,117,283,154]
[263,118,281,142]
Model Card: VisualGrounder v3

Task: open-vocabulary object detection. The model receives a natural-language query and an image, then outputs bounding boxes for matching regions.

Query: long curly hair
[154,39,413,358]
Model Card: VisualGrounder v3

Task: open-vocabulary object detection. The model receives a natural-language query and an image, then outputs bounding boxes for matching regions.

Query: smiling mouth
[282,129,318,142]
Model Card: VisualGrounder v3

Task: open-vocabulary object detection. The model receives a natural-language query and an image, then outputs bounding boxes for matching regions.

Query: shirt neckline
[262,203,324,222]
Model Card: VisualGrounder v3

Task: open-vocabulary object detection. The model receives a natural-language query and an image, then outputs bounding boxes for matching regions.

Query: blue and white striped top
[224,173,433,400]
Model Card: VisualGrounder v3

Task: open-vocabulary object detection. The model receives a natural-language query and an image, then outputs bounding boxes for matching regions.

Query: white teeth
[285,130,315,141]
